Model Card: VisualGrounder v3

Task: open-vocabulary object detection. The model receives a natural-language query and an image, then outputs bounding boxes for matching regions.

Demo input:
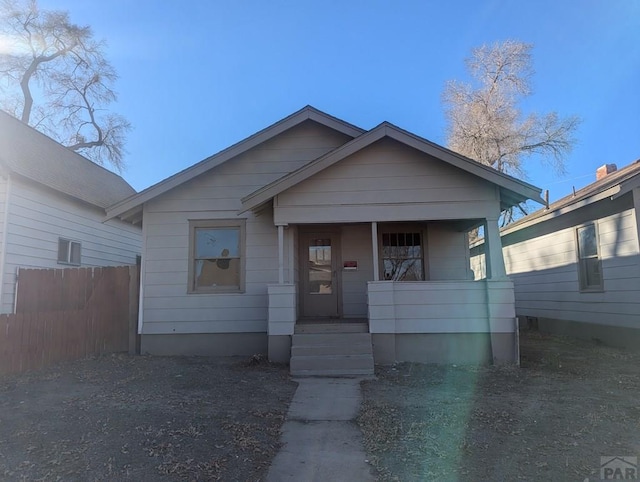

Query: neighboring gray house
[107,106,544,372]
[495,161,640,348]
[0,110,142,313]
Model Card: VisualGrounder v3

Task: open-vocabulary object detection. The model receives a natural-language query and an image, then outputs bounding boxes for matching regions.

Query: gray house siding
[138,125,502,353]
[0,175,141,313]
[427,223,471,281]
[107,107,543,363]
[139,121,354,354]
[340,224,372,318]
[0,177,8,309]
[274,138,502,225]
[501,192,640,346]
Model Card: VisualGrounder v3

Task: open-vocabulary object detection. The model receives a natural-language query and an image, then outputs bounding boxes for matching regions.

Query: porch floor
[296,317,367,324]
[295,320,369,334]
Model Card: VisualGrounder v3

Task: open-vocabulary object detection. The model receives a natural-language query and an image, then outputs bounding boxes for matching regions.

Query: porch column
[484,217,507,280]
[277,224,286,284]
[269,224,295,363]
[288,226,295,284]
[371,222,379,281]
[484,216,516,364]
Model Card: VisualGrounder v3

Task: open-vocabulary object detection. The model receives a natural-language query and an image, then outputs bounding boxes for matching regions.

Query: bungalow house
[495,161,640,348]
[0,110,142,313]
[106,106,544,374]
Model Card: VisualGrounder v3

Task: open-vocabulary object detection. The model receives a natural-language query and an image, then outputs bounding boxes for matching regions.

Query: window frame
[188,219,246,294]
[575,222,604,292]
[57,238,81,266]
[378,224,427,281]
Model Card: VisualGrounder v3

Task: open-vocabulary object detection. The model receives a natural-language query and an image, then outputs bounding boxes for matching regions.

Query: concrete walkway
[266,378,374,482]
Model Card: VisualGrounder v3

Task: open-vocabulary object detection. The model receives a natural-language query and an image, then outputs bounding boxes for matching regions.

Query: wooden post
[277,224,285,284]
[484,217,507,279]
[288,226,295,284]
[128,263,140,355]
[371,222,379,281]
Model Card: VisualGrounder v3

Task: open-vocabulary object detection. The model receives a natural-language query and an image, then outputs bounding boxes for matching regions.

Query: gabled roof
[502,160,640,234]
[106,106,365,224]
[241,121,545,213]
[0,110,135,209]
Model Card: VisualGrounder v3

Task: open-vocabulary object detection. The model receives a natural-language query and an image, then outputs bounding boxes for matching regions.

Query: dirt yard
[1,331,638,481]
[358,330,640,481]
[0,354,297,481]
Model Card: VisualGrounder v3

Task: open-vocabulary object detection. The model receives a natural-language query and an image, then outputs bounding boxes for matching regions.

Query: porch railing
[367,280,515,334]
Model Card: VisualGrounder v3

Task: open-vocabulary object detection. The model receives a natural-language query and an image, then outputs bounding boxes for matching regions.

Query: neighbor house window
[381,232,424,281]
[576,223,603,291]
[188,220,245,293]
[58,238,81,265]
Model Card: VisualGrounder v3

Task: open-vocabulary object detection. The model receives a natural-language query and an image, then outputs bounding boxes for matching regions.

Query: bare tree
[443,40,579,225]
[0,0,130,171]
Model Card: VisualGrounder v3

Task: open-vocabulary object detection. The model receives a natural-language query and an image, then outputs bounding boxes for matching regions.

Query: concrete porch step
[292,333,372,345]
[291,342,373,357]
[290,332,374,377]
[290,368,375,377]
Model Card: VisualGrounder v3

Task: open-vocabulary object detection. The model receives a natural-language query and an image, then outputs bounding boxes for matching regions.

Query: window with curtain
[188,220,245,293]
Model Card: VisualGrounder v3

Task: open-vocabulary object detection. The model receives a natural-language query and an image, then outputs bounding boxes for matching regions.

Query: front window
[188,220,245,293]
[576,223,603,291]
[381,232,424,281]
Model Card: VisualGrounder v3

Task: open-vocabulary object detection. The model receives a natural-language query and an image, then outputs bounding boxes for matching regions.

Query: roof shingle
[0,110,135,209]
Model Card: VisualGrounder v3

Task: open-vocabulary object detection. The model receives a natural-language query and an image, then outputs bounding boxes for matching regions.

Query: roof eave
[105,204,143,226]
[612,173,640,200]
[501,185,622,235]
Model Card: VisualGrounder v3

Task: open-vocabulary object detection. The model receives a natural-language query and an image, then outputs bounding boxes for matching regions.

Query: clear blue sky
[40,0,640,202]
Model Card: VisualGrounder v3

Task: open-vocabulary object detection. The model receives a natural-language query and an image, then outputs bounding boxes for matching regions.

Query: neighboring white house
[107,106,545,366]
[486,161,640,348]
[0,110,142,313]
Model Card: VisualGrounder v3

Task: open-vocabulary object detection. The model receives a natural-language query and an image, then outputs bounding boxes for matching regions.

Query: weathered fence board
[0,265,139,376]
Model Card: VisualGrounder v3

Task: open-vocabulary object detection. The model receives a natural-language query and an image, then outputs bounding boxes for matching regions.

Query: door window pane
[308,238,332,294]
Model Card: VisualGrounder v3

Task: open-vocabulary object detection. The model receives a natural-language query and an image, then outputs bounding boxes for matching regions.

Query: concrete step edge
[292,334,372,344]
[291,347,373,356]
[291,368,375,377]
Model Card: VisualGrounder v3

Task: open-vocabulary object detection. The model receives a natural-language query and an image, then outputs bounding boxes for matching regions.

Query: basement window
[58,238,81,265]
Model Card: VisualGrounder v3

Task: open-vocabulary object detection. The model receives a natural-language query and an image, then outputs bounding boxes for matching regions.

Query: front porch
[267,278,518,368]
[266,216,518,369]
[234,121,543,370]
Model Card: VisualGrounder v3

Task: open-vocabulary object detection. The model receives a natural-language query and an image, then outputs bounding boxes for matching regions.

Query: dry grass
[0,354,297,481]
[358,330,640,481]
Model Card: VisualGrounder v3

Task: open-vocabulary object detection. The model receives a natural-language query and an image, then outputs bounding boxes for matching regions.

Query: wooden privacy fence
[0,265,139,376]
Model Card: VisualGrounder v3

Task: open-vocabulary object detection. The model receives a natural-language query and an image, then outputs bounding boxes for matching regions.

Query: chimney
[596,163,617,180]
